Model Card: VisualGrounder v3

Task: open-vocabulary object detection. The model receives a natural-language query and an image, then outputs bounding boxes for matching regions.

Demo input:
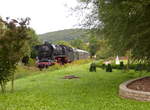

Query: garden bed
[127,77,150,92]
[119,77,150,101]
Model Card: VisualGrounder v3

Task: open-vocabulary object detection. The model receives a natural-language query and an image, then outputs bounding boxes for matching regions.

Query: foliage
[22,56,29,65]
[39,29,88,42]
[78,0,150,64]
[26,29,40,59]
[54,40,73,47]
[27,58,36,67]
[47,59,91,71]
[16,59,91,80]
[30,48,38,59]
[88,36,100,57]
[106,64,112,72]
[0,17,30,92]
[99,0,150,61]
[27,29,40,47]
[96,40,113,59]
[70,38,88,50]
[71,59,91,65]
[96,61,150,72]
[15,65,39,79]
[89,62,96,72]
[119,61,125,70]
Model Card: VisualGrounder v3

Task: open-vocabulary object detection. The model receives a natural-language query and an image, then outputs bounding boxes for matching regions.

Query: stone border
[119,77,150,101]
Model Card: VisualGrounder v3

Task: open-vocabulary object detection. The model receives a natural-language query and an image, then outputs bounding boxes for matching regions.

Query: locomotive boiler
[34,42,89,69]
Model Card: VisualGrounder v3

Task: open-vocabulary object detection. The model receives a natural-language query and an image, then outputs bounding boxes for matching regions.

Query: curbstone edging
[119,77,150,101]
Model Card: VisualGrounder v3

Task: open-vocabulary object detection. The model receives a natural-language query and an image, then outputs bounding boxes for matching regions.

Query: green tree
[54,40,72,47]
[88,36,100,58]
[70,39,88,50]
[0,17,30,92]
[96,40,112,59]
[26,29,40,59]
[78,0,150,64]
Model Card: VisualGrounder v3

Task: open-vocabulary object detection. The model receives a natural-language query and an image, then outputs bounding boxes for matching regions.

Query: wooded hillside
[38,29,88,42]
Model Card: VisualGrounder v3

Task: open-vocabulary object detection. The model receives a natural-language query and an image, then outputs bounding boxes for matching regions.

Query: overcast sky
[0,0,81,34]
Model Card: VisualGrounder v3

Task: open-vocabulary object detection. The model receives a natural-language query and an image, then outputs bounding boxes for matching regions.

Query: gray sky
[0,0,80,34]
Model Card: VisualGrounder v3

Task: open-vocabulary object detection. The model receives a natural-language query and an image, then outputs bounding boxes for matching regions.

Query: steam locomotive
[34,42,89,69]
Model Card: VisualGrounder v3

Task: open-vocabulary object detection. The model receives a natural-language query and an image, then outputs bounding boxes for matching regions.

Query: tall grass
[1,64,150,110]
[15,59,91,79]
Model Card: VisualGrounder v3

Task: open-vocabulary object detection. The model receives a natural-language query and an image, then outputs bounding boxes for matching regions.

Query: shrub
[119,61,124,70]
[146,64,150,72]
[15,66,38,79]
[106,64,112,72]
[102,64,106,69]
[47,63,65,72]
[89,63,96,72]
[135,64,143,71]
[27,58,36,66]
[72,59,91,65]
[95,59,104,67]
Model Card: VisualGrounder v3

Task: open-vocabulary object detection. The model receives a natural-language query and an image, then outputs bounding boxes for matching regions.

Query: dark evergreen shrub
[135,64,143,71]
[119,61,124,70]
[146,64,150,72]
[102,64,106,69]
[106,64,112,72]
[22,56,29,65]
[89,63,96,72]
[111,64,119,69]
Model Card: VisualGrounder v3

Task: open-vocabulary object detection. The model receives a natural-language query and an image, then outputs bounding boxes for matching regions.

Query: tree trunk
[0,82,6,93]
[126,50,132,71]
[126,56,130,71]
[11,73,15,92]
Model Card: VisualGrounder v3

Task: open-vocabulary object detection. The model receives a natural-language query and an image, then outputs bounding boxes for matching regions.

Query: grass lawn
[1,64,150,110]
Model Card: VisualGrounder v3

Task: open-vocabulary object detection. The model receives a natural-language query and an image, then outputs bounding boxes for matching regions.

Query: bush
[135,64,143,71]
[72,59,91,65]
[27,58,36,66]
[96,61,150,72]
[106,64,112,72]
[47,63,63,71]
[102,64,106,69]
[15,66,39,79]
[95,59,104,67]
[119,61,124,70]
[146,64,150,72]
[89,63,96,72]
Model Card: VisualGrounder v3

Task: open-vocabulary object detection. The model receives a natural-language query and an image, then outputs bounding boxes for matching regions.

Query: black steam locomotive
[34,42,89,69]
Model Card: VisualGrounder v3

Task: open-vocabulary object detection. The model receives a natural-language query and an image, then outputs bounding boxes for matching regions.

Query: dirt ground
[127,77,150,92]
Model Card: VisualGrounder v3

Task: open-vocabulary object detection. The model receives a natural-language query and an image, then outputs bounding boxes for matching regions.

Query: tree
[0,17,31,92]
[26,29,40,59]
[100,0,150,65]
[70,39,88,50]
[88,36,100,58]
[28,29,40,46]
[96,40,112,59]
[54,40,73,47]
[78,0,150,64]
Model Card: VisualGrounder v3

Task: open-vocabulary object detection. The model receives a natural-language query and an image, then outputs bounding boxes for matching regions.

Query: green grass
[1,64,150,110]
